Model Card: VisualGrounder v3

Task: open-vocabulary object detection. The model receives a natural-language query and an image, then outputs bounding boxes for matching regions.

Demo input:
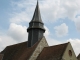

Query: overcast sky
[0,0,80,56]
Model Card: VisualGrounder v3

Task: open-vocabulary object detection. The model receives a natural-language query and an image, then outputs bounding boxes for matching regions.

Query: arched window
[69,50,72,57]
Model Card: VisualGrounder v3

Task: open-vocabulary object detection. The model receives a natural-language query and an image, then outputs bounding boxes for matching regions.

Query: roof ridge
[45,42,69,48]
[6,41,27,47]
[28,37,44,59]
[77,53,80,58]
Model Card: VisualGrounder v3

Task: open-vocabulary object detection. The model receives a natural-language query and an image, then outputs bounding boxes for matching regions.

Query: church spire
[30,0,43,23]
[27,1,45,47]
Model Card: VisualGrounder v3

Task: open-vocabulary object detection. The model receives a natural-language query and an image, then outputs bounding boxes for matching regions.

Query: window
[69,50,72,57]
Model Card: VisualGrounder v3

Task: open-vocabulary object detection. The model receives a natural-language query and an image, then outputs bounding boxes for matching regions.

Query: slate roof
[0,54,3,60]
[77,54,80,59]
[0,39,69,60]
[27,0,45,32]
[31,1,43,23]
[36,42,69,60]
[0,41,40,60]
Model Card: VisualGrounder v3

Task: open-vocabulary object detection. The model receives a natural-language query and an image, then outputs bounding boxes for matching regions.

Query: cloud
[10,0,36,23]
[8,23,28,42]
[11,0,36,9]
[44,26,50,37]
[44,26,62,46]
[47,38,62,46]
[74,16,80,32]
[40,0,80,22]
[9,0,80,23]
[10,12,30,23]
[54,23,68,37]
[0,35,17,51]
[9,0,80,37]
[0,38,1,41]
[60,0,80,20]
[0,23,28,51]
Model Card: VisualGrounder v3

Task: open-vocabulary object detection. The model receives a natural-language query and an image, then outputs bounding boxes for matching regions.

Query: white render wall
[62,42,77,60]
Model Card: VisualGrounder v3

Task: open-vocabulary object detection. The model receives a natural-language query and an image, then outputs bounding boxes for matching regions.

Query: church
[0,1,79,60]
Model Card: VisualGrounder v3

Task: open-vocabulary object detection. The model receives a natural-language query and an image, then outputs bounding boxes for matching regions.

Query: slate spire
[27,0,45,47]
[31,0,43,23]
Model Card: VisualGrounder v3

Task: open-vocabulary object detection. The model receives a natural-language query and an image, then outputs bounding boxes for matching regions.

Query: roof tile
[36,42,68,60]
[0,54,3,60]
[0,40,40,60]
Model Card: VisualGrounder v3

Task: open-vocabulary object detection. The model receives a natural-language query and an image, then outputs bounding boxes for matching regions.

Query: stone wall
[29,37,48,60]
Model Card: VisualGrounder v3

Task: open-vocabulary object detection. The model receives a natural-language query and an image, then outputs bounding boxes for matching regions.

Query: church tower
[27,1,45,47]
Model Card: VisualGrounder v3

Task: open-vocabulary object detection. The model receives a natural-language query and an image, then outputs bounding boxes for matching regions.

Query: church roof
[77,53,80,59]
[0,40,40,60]
[0,54,3,60]
[36,42,69,60]
[0,39,70,60]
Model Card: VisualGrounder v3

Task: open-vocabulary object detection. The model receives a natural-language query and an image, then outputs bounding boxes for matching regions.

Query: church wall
[29,37,48,60]
[62,42,77,60]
